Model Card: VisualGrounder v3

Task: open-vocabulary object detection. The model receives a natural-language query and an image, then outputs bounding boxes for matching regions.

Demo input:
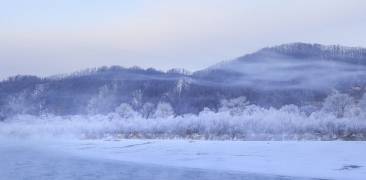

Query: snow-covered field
[0,138,365,180]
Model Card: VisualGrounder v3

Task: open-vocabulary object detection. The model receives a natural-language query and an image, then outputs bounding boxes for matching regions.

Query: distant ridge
[260,42,366,61]
[203,42,366,71]
[2,42,366,117]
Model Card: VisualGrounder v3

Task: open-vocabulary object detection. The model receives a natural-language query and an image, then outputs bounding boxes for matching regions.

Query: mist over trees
[0,65,364,118]
[0,43,366,139]
[1,92,366,140]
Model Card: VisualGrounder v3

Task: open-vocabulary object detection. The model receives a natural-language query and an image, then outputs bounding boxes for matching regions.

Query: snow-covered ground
[0,138,365,180]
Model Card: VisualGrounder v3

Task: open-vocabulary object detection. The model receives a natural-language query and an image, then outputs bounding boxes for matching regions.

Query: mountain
[1,43,366,118]
[194,43,366,89]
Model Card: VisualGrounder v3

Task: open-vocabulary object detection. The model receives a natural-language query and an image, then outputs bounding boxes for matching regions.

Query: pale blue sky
[1,0,366,78]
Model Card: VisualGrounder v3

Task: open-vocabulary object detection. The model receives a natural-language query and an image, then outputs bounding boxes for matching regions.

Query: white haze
[216,56,366,89]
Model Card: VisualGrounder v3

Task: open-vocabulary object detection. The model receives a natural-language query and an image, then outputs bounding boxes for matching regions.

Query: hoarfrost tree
[153,102,175,118]
[300,104,319,116]
[199,107,215,116]
[359,93,366,117]
[131,90,143,111]
[87,85,117,115]
[219,96,250,116]
[141,102,155,119]
[6,91,34,115]
[0,109,6,121]
[5,85,48,116]
[322,91,355,118]
[31,84,48,115]
[175,78,191,97]
[115,103,137,119]
[280,104,301,114]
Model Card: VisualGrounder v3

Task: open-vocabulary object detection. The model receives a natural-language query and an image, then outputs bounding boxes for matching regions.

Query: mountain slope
[1,43,366,117]
[194,43,366,89]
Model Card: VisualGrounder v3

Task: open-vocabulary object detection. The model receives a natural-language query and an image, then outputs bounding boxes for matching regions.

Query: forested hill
[1,43,366,118]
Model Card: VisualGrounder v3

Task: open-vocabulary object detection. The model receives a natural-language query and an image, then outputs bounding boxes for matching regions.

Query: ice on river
[0,138,365,180]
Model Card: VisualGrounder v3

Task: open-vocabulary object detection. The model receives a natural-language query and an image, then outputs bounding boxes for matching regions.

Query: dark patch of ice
[338,165,362,170]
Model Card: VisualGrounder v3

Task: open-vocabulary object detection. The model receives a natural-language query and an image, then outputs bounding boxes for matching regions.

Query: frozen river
[0,138,365,180]
[0,147,303,180]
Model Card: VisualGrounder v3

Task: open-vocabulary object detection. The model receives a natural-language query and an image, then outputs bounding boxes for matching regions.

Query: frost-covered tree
[280,104,301,114]
[175,78,191,96]
[31,84,48,115]
[199,107,215,116]
[0,110,6,121]
[5,91,35,115]
[358,93,366,117]
[131,90,143,110]
[153,102,175,118]
[115,103,137,119]
[141,102,155,119]
[322,91,355,118]
[87,85,117,115]
[300,104,319,116]
[3,85,49,116]
[219,96,250,116]
[359,93,366,109]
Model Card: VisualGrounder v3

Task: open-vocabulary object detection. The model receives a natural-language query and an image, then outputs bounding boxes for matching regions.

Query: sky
[0,0,366,79]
